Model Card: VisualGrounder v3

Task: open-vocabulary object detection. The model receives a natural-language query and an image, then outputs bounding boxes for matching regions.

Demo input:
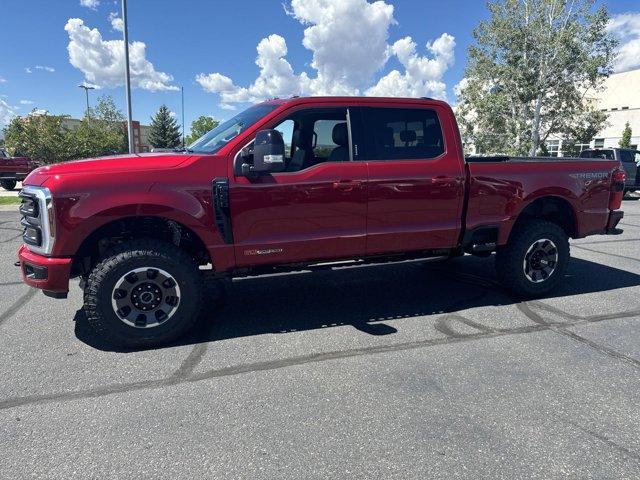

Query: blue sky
[1,0,639,134]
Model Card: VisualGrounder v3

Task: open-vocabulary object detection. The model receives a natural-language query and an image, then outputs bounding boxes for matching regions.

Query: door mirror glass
[243,129,285,175]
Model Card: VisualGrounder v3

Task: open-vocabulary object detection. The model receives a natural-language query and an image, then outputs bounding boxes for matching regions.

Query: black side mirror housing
[247,129,285,174]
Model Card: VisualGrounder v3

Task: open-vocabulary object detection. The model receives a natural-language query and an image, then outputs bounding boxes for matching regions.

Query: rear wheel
[1,180,17,191]
[84,239,204,348]
[496,220,569,298]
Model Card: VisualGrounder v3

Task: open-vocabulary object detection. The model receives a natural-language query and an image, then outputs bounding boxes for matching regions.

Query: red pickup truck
[17,97,625,347]
[0,148,37,191]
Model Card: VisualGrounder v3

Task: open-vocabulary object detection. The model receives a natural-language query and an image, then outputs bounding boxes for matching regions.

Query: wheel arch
[72,214,212,276]
[500,194,578,244]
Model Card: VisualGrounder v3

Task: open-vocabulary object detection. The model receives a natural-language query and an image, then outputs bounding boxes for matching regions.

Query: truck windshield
[188,104,278,154]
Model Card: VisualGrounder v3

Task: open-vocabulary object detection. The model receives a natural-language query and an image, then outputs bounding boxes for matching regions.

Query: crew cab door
[356,105,465,255]
[228,106,367,267]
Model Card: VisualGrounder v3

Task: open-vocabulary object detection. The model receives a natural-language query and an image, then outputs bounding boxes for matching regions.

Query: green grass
[0,196,21,205]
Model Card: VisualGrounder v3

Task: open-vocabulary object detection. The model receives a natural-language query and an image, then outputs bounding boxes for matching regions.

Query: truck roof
[260,96,451,108]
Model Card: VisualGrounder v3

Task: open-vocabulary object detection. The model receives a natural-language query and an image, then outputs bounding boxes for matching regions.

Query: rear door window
[360,107,445,161]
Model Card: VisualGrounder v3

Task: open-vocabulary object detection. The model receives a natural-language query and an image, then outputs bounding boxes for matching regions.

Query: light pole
[78,84,95,118]
[121,0,134,154]
[181,86,185,147]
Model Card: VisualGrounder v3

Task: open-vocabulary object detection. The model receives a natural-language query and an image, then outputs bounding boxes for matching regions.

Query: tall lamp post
[121,0,134,154]
[78,84,95,119]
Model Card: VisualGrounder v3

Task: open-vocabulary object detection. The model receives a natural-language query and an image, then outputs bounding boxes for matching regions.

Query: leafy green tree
[619,122,632,148]
[562,108,608,156]
[3,113,68,164]
[149,105,181,149]
[3,95,127,164]
[457,0,617,156]
[186,115,219,145]
[67,95,127,159]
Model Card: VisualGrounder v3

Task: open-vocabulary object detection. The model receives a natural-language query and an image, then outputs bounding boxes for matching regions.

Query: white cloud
[109,12,123,32]
[80,0,100,9]
[287,0,395,94]
[19,100,35,105]
[453,77,468,98]
[196,0,455,105]
[0,76,6,83]
[608,12,640,73]
[367,33,455,99]
[35,65,55,73]
[64,18,178,92]
[219,103,237,111]
[25,67,32,74]
[0,98,17,126]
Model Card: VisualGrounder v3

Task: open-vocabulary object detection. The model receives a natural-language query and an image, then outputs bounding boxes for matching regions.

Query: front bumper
[17,245,72,298]
[605,210,624,235]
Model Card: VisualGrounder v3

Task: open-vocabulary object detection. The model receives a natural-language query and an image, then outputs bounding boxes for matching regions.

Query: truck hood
[25,153,191,185]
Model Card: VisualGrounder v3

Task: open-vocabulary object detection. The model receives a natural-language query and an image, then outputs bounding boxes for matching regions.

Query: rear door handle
[332,180,362,191]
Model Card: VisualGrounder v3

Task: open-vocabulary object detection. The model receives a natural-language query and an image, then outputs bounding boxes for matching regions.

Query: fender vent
[213,178,233,244]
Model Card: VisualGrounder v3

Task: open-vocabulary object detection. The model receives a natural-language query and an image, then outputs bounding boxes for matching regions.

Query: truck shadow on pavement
[73,254,640,353]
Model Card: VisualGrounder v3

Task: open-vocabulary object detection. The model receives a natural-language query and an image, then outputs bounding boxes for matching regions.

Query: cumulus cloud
[453,77,468,99]
[19,100,35,105]
[367,33,455,99]
[219,103,237,111]
[287,0,395,94]
[0,76,6,83]
[196,0,455,105]
[80,0,100,9]
[109,12,124,32]
[64,18,178,92]
[0,98,17,126]
[35,65,55,72]
[608,12,640,73]
[25,68,32,74]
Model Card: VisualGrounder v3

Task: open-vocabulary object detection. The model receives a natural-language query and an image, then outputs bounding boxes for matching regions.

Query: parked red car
[0,148,37,191]
[17,97,625,347]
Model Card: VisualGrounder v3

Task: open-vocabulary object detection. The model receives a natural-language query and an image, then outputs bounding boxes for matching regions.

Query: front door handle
[431,176,459,185]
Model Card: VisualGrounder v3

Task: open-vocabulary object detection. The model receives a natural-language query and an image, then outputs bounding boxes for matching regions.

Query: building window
[622,106,629,110]
[611,108,618,111]
[547,140,560,157]
[575,143,590,153]
[594,138,605,148]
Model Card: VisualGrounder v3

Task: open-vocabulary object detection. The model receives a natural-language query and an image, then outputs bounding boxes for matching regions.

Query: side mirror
[244,129,285,175]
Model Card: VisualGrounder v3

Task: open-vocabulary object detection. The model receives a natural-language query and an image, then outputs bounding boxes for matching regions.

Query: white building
[548,68,640,156]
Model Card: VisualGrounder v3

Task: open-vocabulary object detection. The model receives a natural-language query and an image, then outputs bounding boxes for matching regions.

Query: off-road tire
[84,239,204,348]
[496,220,569,298]
[0,180,17,191]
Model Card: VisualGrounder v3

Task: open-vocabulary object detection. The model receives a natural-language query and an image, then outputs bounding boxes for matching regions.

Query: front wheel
[496,220,569,298]
[0,180,17,191]
[84,239,204,348]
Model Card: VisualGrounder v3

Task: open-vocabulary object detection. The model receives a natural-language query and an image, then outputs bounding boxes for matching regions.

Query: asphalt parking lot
[1,199,639,479]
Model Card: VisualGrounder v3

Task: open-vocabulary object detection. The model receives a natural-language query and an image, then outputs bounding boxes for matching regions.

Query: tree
[186,115,219,145]
[562,108,608,156]
[3,113,68,164]
[149,105,181,149]
[457,0,617,156]
[67,95,127,159]
[2,95,127,164]
[619,122,632,148]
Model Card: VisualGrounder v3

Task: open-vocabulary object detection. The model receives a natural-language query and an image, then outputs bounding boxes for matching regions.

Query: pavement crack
[0,288,36,327]
[558,417,640,462]
[572,245,640,263]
